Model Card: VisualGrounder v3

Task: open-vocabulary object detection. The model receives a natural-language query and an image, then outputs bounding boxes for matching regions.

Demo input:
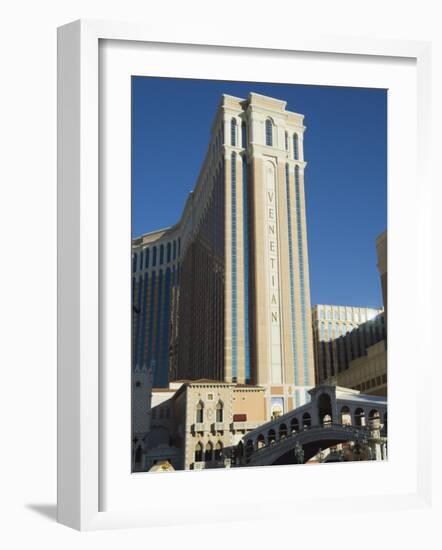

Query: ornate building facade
[132,93,316,423]
[141,380,267,471]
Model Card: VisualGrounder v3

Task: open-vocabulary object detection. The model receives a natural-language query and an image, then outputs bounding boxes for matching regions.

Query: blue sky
[132,77,387,309]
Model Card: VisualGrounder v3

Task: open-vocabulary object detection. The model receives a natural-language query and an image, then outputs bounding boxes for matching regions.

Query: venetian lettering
[265,162,283,384]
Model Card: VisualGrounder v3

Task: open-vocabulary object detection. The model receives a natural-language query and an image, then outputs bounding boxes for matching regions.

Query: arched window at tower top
[265,119,273,146]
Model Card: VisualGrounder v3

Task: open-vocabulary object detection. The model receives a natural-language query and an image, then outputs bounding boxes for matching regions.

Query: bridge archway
[340,406,351,426]
[257,425,374,466]
[368,409,381,429]
[354,408,366,427]
[317,392,333,425]
[279,423,288,440]
[268,429,276,444]
[290,417,299,433]
[302,412,311,430]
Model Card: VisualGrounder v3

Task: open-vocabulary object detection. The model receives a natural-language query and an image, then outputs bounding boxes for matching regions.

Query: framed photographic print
[57,19,432,530]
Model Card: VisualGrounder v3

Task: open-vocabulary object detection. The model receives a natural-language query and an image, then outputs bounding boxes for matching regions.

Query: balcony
[230,420,262,432]
[211,422,227,432]
[192,423,205,433]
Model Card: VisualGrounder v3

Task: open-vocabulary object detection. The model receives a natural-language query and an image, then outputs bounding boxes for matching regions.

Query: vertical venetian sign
[265,162,283,384]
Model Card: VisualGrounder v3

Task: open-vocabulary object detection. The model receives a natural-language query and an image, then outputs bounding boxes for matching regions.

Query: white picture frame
[57,19,433,531]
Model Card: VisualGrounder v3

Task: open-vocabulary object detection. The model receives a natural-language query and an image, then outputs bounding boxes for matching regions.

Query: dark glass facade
[176,162,225,381]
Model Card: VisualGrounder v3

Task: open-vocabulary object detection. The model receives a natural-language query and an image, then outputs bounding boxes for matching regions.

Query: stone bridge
[240,385,387,466]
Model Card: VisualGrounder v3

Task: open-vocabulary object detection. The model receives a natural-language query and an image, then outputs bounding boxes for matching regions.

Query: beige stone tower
[132,93,316,418]
[222,93,315,414]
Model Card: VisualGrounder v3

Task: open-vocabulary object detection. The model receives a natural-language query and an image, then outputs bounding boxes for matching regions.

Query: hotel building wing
[132,93,316,419]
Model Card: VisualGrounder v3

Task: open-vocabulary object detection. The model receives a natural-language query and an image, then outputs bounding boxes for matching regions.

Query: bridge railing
[247,423,371,456]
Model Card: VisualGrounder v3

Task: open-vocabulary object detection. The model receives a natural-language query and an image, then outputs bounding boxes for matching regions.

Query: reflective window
[231,152,238,380]
[196,401,204,423]
[293,133,299,160]
[294,165,309,384]
[265,119,273,146]
[231,117,237,146]
[243,155,250,383]
[216,401,223,423]
[285,162,298,385]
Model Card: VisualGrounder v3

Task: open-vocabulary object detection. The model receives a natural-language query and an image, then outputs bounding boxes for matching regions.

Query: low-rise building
[142,379,267,471]
[312,305,385,384]
[312,231,388,396]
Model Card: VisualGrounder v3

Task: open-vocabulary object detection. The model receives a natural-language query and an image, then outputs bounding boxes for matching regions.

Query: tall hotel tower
[132,93,315,415]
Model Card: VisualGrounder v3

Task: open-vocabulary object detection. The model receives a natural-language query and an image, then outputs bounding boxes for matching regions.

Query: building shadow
[26,503,57,522]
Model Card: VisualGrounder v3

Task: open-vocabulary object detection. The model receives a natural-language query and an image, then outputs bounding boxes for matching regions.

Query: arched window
[340,406,351,426]
[318,392,333,425]
[257,434,266,449]
[265,119,273,146]
[145,248,150,269]
[290,417,299,433]
[214,441,223,460]
[368,409,380,428]
[173,240,176,260]
[279,423,288,439]
[152,246,157,267]
[231,118,237,146]
[194,442,203,463]
[159,244,164,265]
[323,414,332,426]
[196,401,204,423]
[132,253,138,273]
[302,412,311,429]
[293,133,299,160]
[268,429,276,444]
[205,442,213,462]
[241,121,247,148]
[285,131,288,150]
[216,400,223,423]
[354,408,366,427]
[166,242,171,263]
